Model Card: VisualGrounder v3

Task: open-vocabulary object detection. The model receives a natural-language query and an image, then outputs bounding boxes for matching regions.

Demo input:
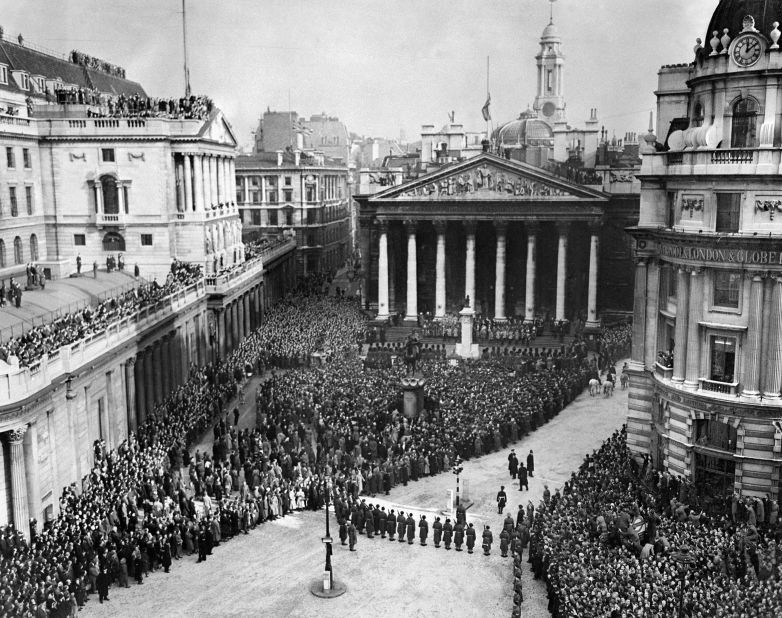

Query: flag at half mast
[482,94,491,121]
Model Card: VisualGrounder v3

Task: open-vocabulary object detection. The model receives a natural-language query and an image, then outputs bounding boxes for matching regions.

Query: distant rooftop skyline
[8,0,716,148]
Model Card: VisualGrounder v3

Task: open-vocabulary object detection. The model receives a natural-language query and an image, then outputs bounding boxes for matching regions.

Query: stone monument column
[464,221,476,310]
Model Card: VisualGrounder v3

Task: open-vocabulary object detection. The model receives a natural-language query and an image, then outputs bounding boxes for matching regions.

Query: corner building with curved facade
[627,0,782,500]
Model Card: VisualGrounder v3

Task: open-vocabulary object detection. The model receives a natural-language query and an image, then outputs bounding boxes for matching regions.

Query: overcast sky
[7,0,717,148]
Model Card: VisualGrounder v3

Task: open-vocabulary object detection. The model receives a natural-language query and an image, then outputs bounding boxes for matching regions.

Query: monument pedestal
[401,376,426,418]
[455,306,480,359]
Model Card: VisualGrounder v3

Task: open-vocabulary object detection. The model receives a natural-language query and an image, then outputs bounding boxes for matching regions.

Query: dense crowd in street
[419,314,539,344]
[0,283,605,616]
[527,427,782,617]
[0,261,202,368]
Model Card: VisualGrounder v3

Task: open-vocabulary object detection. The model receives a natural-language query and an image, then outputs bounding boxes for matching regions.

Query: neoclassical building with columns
[356,151,629,326]
[626,0,782,500]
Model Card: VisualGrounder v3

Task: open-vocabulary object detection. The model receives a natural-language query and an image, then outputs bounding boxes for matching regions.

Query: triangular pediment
[199,111,238,147]
[369,152,607,202]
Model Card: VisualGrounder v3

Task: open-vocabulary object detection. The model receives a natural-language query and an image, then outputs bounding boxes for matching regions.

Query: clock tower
[533,2,566,128]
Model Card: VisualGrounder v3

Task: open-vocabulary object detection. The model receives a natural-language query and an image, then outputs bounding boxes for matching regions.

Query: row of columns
[175,153,236,212]
[216,284,263,360]
[664,266,782,398]
[376,219,601,326]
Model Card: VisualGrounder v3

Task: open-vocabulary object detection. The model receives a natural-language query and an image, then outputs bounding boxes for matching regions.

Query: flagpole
[486,56,490,139]
[288,89,292,151]
[182,0,191,97]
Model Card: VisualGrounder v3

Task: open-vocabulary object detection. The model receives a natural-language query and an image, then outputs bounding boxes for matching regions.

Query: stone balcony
[204,238,295,295]
[0,281,205,408]
[0,113,36,137]
[643,147,782,177]
[95,212,127,228]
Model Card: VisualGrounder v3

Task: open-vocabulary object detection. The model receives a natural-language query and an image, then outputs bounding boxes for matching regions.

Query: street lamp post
[452,455,464,507]
[670,546,695,618]
[322,476,333,589]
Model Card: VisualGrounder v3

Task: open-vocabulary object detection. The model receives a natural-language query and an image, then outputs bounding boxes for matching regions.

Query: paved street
[83,363,628,618]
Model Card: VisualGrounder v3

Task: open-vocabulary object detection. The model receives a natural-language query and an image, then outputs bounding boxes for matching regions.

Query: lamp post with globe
[310,474,346,598]
[452,455,464,507]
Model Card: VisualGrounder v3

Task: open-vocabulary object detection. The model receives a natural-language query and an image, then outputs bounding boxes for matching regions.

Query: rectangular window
[283,188,293,202]
[101,148,115,163]
[252,209,261,225]
[249,177,261,203]
[74,234,86,246]
[305,185,317,202]
[0,65,7,85]
[25,186,32,214]
[9,187,17,217]
[713,270,741,308]
[307,209,318,225]
[285,209,293,226]
[20,73,29,90]
[709,336,736,383]
[268,209,278,226]
[6,147,15,168]
[265,176,278,203]
[547,69,553,92]
[140,234,153,246]
[22,148,31,169]
[284,176,292,186]
[715,193,740,233]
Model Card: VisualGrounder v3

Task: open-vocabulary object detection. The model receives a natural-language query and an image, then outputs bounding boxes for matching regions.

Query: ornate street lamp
[321,475,333,589]
[670,546,695,618]
[310,475,346,598]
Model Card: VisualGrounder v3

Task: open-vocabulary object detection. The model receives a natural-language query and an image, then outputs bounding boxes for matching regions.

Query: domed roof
[541,20,560,41]
[495,114,553,146]
[706,0,782,40]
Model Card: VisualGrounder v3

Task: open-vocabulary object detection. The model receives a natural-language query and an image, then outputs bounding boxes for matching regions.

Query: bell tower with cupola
[533,0,567,128]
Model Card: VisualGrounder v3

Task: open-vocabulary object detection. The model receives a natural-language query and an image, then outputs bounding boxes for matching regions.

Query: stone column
[742,273,765,397]
[404,220,418,322]
[23,423,40,525]
[555,222,569,323]
[464,221,476,310]
[210,156,218,207]
[672,267,690,383]
[230,158,237,203]
[219,309,228,359]
[193,154,204,211]
[159,336,170,399]
[183,153,193,212]
[144,347,155,415]
[125,358,137,433]
[153,343,163,404]
[630,258,647,366]
[7,427,29,538]
[643,259,661,371]
[95,181,103,213]
[684,268,705,389]
[494,221,507,321]
[762,278,782,399]
[135,352,146,426]
[377,222,390,320]
[585,224,600,329]
[176,156,185,212]
[232,302,241,347]
[244,294,251,336]
[434,221,447,319]
[238,296,246,342]
[524,224,538,323]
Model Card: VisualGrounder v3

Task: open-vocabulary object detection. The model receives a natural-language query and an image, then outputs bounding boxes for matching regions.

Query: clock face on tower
[542,102,556,118]
[731,33,763,67]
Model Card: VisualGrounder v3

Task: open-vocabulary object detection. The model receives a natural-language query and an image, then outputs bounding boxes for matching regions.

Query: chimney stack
[276,150,283,167]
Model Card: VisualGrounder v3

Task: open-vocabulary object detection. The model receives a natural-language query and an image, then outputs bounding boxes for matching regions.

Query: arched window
[102,232,125,252]
[30,234,38,261]
[100,174,119,214]
[692,101,704,128]
[0,239,5,268]
[13,236,23,264]
[731,98,758,148]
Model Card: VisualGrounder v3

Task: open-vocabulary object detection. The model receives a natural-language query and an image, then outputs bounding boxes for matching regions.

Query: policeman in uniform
[406,512,416,544]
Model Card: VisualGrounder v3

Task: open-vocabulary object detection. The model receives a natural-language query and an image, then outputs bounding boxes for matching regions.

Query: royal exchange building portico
[356,152,615,328]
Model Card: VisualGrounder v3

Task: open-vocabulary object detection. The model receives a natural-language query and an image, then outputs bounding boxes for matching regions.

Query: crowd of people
[0,260,203,368]
[0,276,609,615]
[418,314,540,345]
[527,427,782,617]
[43,88,214,121]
